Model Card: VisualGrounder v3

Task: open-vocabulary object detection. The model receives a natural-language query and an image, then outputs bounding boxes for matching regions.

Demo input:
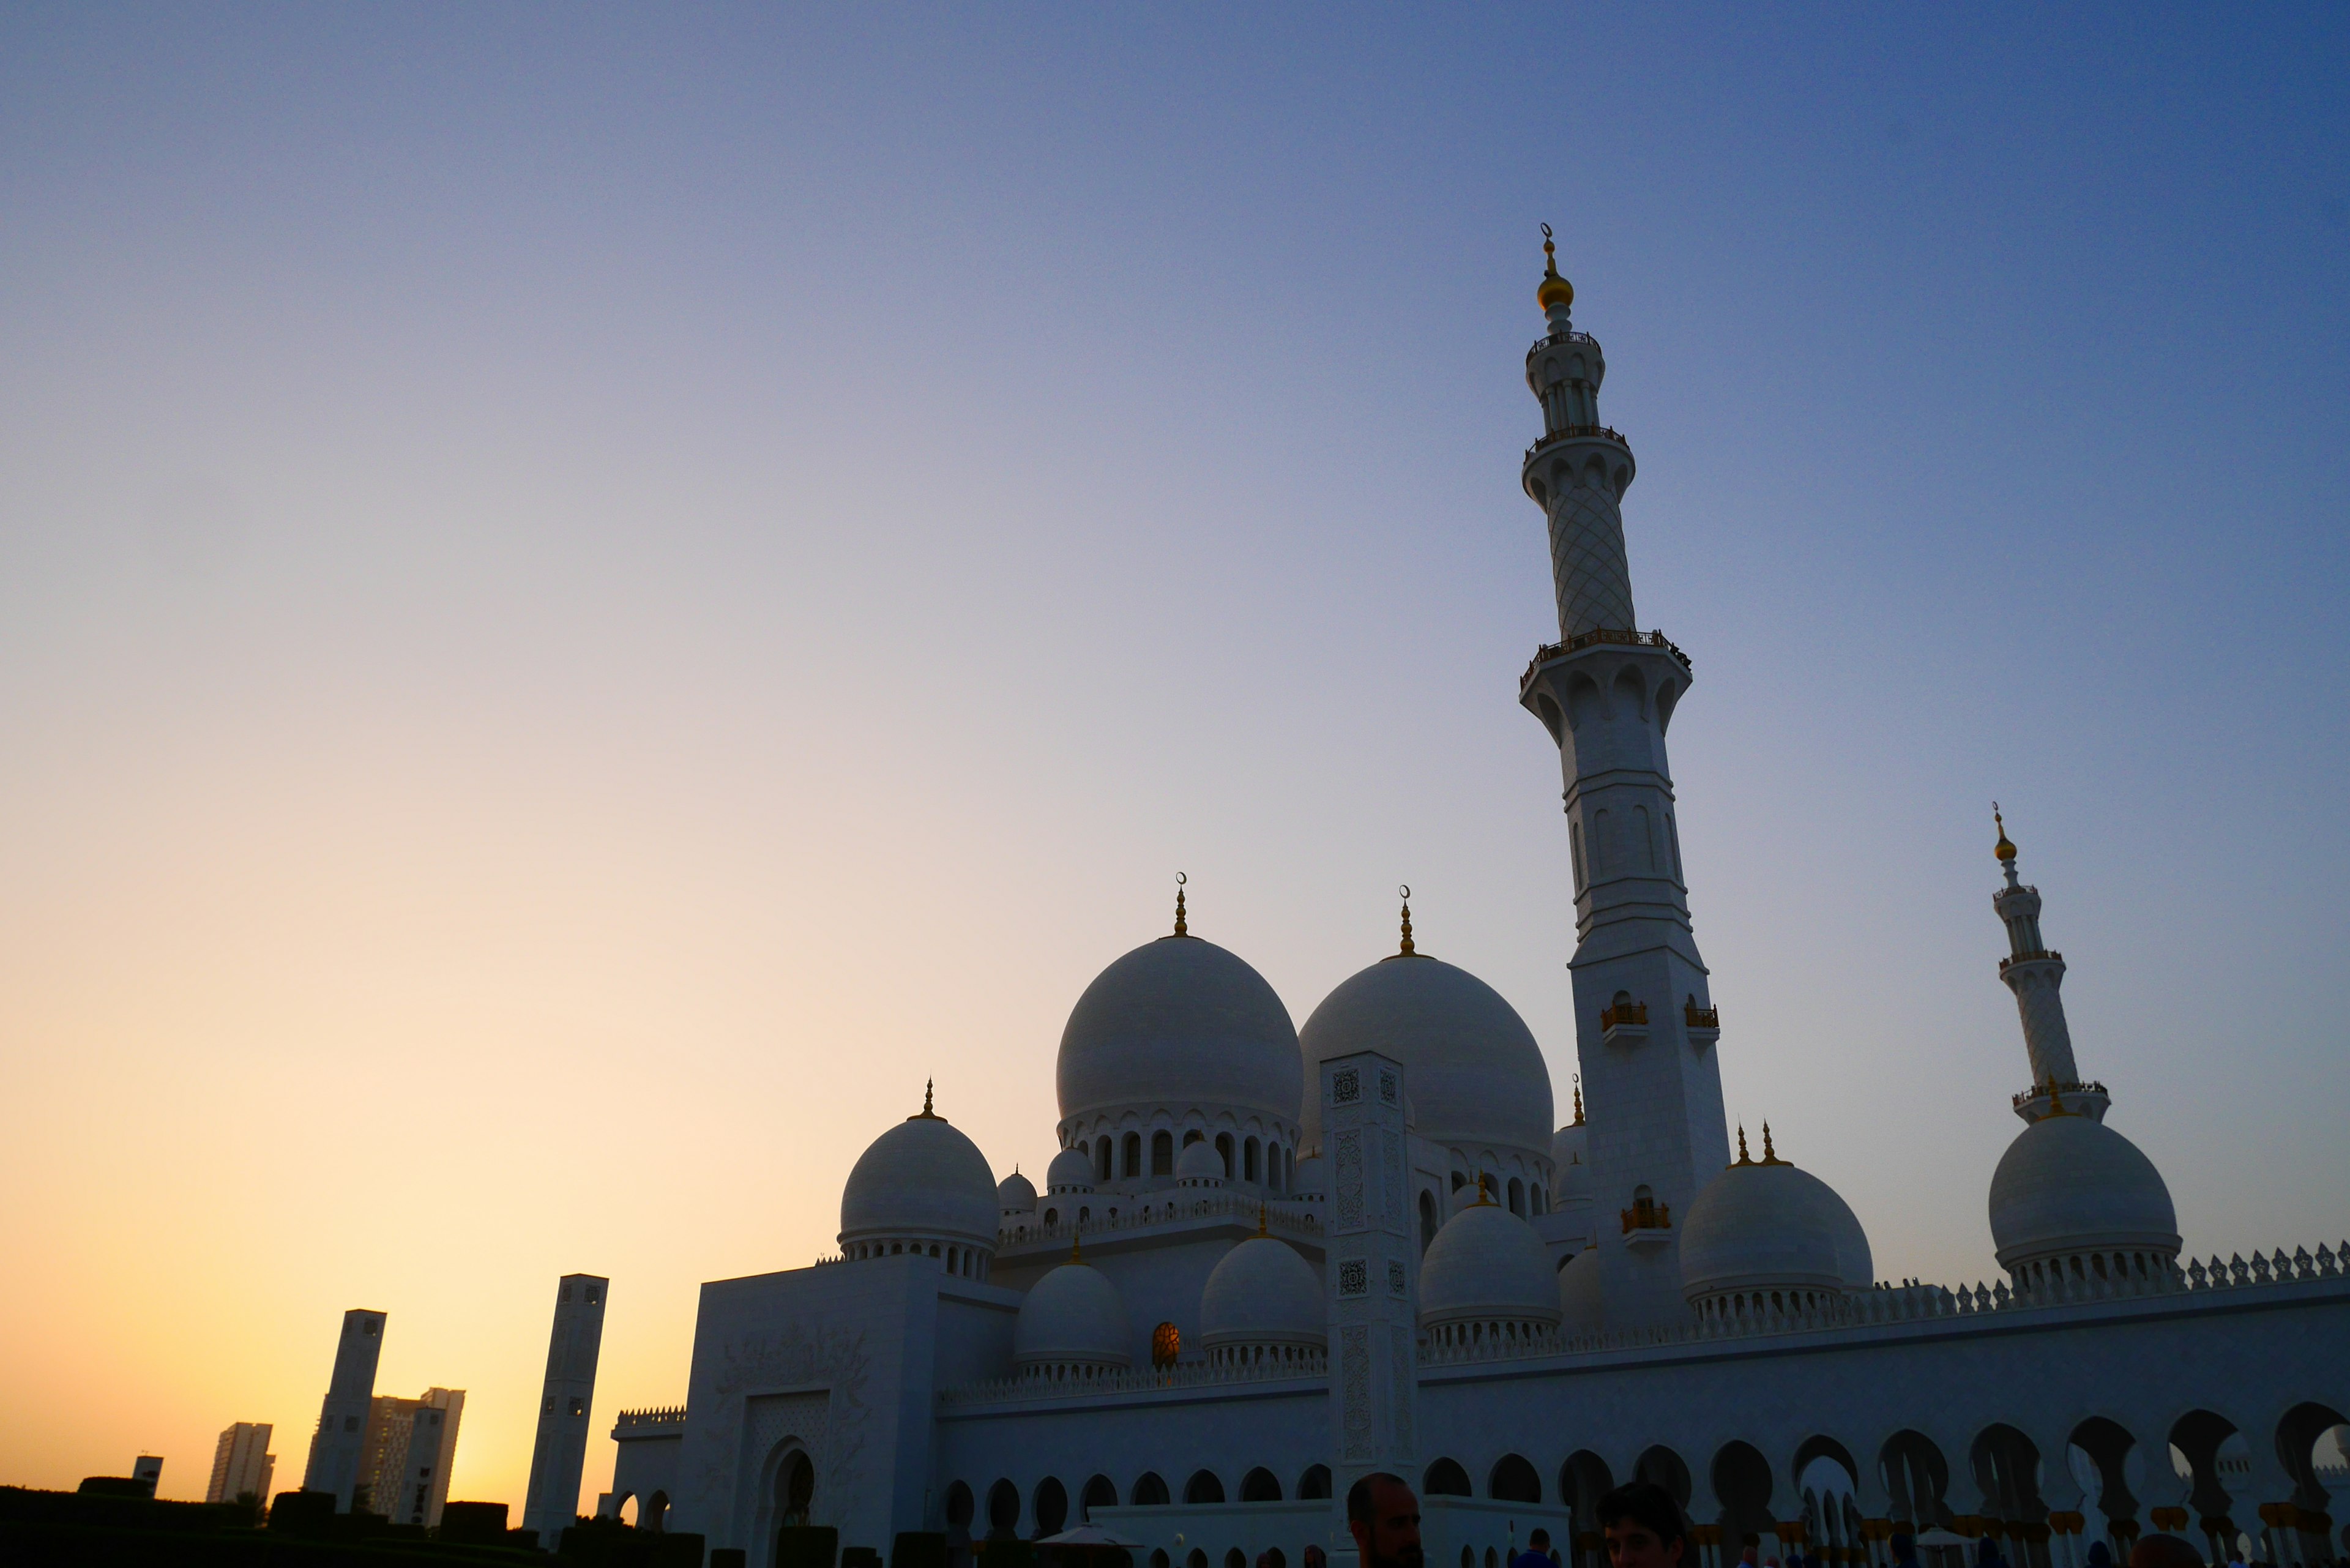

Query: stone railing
[614,1406,687,1430]
[1419,1241,2349,1370]
[2010,1080,2106,1110]
[1997,949,2062,972]
[1524,424,1630,461]
[1523,629,1692,680]
[939,1353,1327,1409]
[1527,329,1601,354]
[998,1192,1320,1250]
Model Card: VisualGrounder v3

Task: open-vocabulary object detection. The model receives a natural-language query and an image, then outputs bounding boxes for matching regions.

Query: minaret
[1516,232,1728,1327]
[520,1274,610,1543]
[1991,810,2110,1122]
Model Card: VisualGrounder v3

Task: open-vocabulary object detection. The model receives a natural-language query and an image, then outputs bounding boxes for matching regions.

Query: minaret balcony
[1599,1001,1649,1046]
[2012,1079,2111,1125]
[1684,1004,1721,1046]
[1524,424,1631,463]
[1997,949,2064,973]
[1619,1201,1672,1249]
[1526,328,1601,356]
[1520,628,1692,693]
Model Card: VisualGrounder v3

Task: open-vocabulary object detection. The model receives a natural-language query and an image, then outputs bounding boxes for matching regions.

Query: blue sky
[0,4,2343,1498]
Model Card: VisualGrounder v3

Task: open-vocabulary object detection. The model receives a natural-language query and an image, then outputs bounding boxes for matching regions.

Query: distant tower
[301,1309,386,1511]
[1321,1050,1419,1521]
[521,1274,610,1542]
[204,1422,275,1506]
[1991,810,2110,1121]
[130,1455,162,1498]
[1516,231,1730,1327]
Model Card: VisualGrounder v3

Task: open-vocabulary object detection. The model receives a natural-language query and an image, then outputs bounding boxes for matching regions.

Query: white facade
[523,1272,610,1542]
[300,1307,385,1512]
[603,248,2350,1568]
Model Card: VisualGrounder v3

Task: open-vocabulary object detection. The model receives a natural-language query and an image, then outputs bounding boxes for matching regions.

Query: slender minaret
[1516,232,1729,1327]
[521,1274,609,1544]
[301,1309,386,1510]
[1991,811,2110,1122]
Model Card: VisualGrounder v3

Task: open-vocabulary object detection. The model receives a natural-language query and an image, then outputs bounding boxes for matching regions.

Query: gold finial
[2042,1077,2072,1118]
[1537,222,1574,314]
[910,1078,937,1120]
[1993,803,2017,864]
[1257,1201,1269,1238]
[1398,884,1416,956]
[1735,1124,1751,1165]
[1572,1075,1584,1126]
[1761,1122,1784,1164]
[1475,1172,1494,1206]
[1173,872,1188,938]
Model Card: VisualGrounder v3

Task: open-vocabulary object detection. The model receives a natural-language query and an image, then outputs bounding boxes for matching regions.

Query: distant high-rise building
[300,1309,385,1511]
[520,1274,608,1543]
[354,1388,464,1525]
[204,1423,275,1505]
[130,1456,162,1498]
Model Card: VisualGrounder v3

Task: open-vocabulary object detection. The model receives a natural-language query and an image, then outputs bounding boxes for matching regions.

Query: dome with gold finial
[838,1084,1000,1262]
[1537,225,1574,314]
[1994,805,2018,863]
[1679,1124,1873,1316]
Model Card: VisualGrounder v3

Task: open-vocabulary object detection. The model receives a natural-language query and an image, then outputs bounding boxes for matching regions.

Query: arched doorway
[644,1490,669,1534]
[1491,1455,1542,1504]
[1561,1450,1616,1568]
[1712,1441,1775,1555]
[1636,1446,1693,1510]
[1879,1431,1953,1533]
[1032,1477,1068,1539]
[987,1479,1021,1540]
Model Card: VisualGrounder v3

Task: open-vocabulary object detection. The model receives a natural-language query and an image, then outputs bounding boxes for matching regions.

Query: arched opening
[987,1479,1021,1540]
[1226,1551,1247,1568]
[1216,1132,1234,1178]
[1241,1468,1281,1502]
[2065,1417,2139,1550]
[1184,1469,1225,1504]
[1151,1554,1169,1568]
[1299,1466,1332,1501]
[1187,1553,1207,1568]
[1491,1454,1542,1503]
[617,1494,639,1527]
[1561,1450,1616,1568]
[1097,1140,1114,1181]
[780,1452,815,1528]
[1879,1430,1952,1533]
[1635,1446,1692,1509]
[1032,1477,1068,1539]
[1793,1441,1859,1568]
[946,1483,975,1531]
[1152,1132,1174,1176]
[1710,1441,1774,1554]
[1080,1476,1117,1522]
[1420,1190,1440,1253]
[1245,1137,1261,1184]
[644,1491,669,1534]
[1969,1423,2050,1554]
[1424,1458,1472,1497]
[1131,1473,1169,1507]
[1124,1133,1143,1179]
[1508,1178,1526,1216]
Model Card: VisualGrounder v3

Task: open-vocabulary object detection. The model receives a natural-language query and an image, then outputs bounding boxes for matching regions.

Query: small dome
[1550,1122,1592,1209]
[1989,1112,2179,1272]
[1058,936,1302,1127]
[1419,1195,1562,1330]
[1200,1236,1324,1350]
[1292,1151,1326,1198]
[1537,239,1573,313]
[997,1171,1037,1214]
[1297,954,1553,1163]
[1014,1261,1131,1368]
[1557,1249,1604,1336]
[839,1108,998,1252]
[1046,1148,1095,1194]
[1176,1140,1226,1184]
[1680,1158,1872,1302]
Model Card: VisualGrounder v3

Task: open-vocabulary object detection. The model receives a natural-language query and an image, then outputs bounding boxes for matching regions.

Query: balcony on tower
[1620,1187,1672,1250]
[1599,996,1649,1047]
[1683,1000,1721,1047]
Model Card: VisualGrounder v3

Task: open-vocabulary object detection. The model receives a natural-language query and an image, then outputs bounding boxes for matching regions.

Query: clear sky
[1,1,2344,1517]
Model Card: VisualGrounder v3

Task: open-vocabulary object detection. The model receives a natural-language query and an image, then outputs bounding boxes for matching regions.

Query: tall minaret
[1991,810,2110,1122]
[1516,233,1728,1328]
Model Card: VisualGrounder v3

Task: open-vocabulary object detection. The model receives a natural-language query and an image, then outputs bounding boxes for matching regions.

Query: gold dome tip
[1537,223,1573,312]
[1993,804,2017,862]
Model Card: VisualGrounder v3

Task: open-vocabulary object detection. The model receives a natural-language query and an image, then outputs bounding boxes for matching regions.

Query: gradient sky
[2,2,2344,1517]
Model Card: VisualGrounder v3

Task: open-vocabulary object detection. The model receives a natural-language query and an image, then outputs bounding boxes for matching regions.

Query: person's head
[1597,1482,1690,1568]
[1346,1473,1423,1568]
[2128,1536,2204,1568]
[1304,1547,1326,1568]
[1531,1533,1551,1553]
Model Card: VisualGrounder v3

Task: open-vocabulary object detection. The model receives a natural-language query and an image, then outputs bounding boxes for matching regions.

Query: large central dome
[1056,934,1303,1126]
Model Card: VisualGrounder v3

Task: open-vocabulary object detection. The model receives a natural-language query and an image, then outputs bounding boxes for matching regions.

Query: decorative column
[1323,1049,1419,1555]
[1518,233,1728,1327]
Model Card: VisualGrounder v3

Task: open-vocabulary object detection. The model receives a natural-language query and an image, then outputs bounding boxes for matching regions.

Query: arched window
[1096,1139,1113,1181]
[1152,1132,1174,1176]
[1123,1133,1142,1179]
[780,1452,815,1527]
[1297,1465,1332,1501]
[1130,1473,1169,1507]
[1080,1475,1117,1521]
[1490,1454,1542,1503]
[1423,1458,1471,1496]
[1240,1468,1281,1502]
[1420,1190,1440,1253]
[1244,1137,1261,1183]
[1032,1477,1068,1539]
[946,1482,975,1534]
[1508,1178,1525,1215]
[987,1479,1021,1539]
[1184,1470,1225,1504]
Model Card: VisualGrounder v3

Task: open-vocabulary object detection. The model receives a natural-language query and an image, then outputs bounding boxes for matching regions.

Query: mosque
[599,242,2350,1568]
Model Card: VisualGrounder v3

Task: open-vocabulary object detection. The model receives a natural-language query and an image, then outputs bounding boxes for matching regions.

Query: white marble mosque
[600,241,2350,1568]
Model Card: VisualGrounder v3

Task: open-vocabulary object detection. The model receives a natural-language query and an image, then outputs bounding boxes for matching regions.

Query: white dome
[1046,1148,1095,1193]
[1057,935,1302,1127]
[839,1110,999,1252]
[1557,1248,1605,1336]
[1013,1261,1132,1367]
[1989,1112,2179,1272]
[997,1171,1038,1214]
[1176,1140,1226,1184]
[1419,1195,1562,1330]
[1293,1151,1325,1198]
[1200,1236,1324,1350]
[1680,1158,1872,1303]
[1550,1122,1592,1208]
[1298,954,1553,1162]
